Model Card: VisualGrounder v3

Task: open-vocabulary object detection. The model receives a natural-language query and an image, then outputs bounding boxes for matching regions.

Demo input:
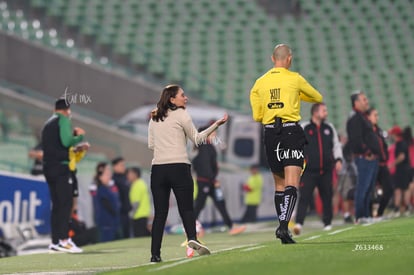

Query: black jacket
[192,143,218,183]
[373,125,388,164]
[302,120,343,174]
[346,110,381,156]
[112,173,131,214]
[41,115,69,166]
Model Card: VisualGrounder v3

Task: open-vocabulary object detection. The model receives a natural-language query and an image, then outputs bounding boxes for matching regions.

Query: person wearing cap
[42,98,85,253]
[346,91,381,223]
[112,157,132,239]
[127,166,151,237]
[250,44,323,244]
[388,125,411,216]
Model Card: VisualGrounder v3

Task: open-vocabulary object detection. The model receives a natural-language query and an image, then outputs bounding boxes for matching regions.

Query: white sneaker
[187,240,210,256]
[48,243,63,253]
[357,217,373,224]
[56,239,82,253]
[293,224,302,235]
[67,238,83,253]
[323,225,332,231]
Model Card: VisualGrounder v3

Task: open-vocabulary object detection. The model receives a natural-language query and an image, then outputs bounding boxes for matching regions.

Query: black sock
[274,191,284,222]
[279,186,298,230]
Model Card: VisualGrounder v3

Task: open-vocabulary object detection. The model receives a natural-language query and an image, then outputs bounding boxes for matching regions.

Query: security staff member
[42,98,85,253]
[293,103,343,235]
[250,44,323,244]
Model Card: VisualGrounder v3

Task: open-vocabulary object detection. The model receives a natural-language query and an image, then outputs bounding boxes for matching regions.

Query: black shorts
[264,123,307,174]
[393,169,411,190]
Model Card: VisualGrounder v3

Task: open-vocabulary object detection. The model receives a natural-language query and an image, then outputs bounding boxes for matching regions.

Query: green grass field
[1,217,413,275]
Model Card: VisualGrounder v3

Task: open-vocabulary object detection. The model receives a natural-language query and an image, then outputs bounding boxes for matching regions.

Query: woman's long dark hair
[403,126,413,145]
[152,84,183,122]
[94,161,108,186]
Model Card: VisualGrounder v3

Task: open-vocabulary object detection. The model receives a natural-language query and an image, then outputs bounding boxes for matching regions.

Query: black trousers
[296,170,333,226]
[241,205,258,223]
[194,180,233,229]
[120,213,131,238]
[376,165,394,216]
[150,163,196,256]
[132,217,150,237]
[44,164,73,244]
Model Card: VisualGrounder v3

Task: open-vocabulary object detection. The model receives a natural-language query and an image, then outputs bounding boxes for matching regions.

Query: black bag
[0,239,16,258]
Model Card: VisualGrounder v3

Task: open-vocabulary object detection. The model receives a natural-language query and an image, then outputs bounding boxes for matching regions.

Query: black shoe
[344,215,354,224]
[275,227,296,244]
[150,255,162,263]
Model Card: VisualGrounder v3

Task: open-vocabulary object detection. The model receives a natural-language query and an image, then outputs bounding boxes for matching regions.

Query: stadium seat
[1,0,410,130]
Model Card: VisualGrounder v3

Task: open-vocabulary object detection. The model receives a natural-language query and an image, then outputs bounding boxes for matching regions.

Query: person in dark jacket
[193,126,246,235]
[95,162,121,242]
[112,157,131,238]
[388,126,411,216]
[346,91,380,223]
[366,107,393,218]
[293,103,343,235]
[42,98,84,253]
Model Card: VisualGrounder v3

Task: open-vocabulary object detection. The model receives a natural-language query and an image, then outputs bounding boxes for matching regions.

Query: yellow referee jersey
[250,67,323,124]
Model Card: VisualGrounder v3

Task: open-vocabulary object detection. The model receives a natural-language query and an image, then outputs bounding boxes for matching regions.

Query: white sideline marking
[149,244,256,272]
[241,245,265,252]
[328,227,354,235]
[303,235,321,241]
[149,256,204,272]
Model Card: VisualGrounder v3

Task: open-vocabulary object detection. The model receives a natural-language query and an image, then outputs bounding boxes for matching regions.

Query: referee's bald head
[272,44,293,69]
[272,44,292,61]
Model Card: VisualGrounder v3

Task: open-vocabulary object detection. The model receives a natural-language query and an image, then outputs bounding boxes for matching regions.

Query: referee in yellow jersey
[250,44,323,244]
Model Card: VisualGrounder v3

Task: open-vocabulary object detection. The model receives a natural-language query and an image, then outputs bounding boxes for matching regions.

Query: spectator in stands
[128,166,151,237]
[346,91,380,223]
[112,157,131,239]
[388,126,411,216]
[148,84,227,262]
[42,98,84,253]
[94,162,121,242]
[192,125,246,235]
[365,108,393,218]
[241,164,263,223]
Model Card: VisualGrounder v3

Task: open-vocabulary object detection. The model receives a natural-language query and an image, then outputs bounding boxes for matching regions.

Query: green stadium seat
[6,0,410,128]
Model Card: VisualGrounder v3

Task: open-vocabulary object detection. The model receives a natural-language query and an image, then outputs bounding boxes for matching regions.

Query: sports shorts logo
[274,142,304,162]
